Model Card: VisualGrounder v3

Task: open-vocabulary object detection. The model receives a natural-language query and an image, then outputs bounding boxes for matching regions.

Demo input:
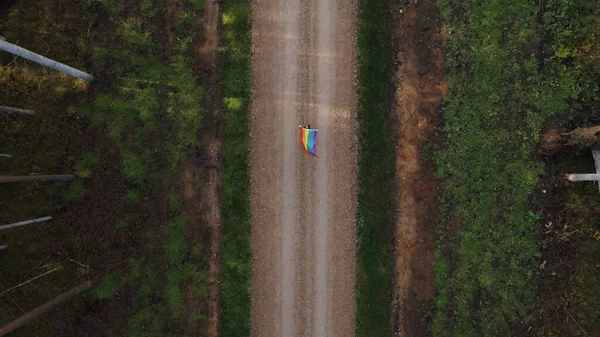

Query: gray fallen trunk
[0,39,93,82]
[0,105,34,116]
[564,149,600,192]
[0,281,93,336]
[565,174,600,181]
[0,154,11,158]
[0,175,74,183]
[0,216,52,231]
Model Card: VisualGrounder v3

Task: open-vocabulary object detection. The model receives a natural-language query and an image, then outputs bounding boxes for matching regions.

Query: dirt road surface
[249,0,357,336]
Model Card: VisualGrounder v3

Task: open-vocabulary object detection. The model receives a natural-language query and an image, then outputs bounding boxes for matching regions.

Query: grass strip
[219,0,252,336]
[355,0,395,336]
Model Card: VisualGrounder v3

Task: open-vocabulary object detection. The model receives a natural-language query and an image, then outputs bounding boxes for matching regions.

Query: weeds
[432,0,600,336]
[82,0,208,335]
[75,152,101,178]
[1,0,210,335]
[92,273,124,299]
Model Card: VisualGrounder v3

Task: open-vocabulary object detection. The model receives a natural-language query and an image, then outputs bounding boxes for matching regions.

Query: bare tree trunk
[0,281,93,336]
[0,105,34,116]
[0,39,94,82]
[0,216,52,230]
[0,154,11,159]
[0,175,74,183]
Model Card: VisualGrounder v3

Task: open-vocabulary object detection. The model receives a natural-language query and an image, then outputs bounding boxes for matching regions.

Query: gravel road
[249,0,358,335]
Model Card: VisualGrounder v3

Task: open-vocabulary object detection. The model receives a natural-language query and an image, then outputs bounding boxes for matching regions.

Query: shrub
[432,0,599,335]
[92,272,124,299]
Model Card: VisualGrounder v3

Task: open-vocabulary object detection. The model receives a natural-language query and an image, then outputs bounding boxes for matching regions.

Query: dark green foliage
[163,216,187,265]
[85,2,207,334]
[92,272,125,299]
[0,0,209,335]
[219,0,252,336]
[432,0,600,336]
[355,0,395,336]
[63,179,86,201]
[75,152,101,178]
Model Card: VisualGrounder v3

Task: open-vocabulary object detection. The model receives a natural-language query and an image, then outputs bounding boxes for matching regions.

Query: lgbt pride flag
[299,126,318,157]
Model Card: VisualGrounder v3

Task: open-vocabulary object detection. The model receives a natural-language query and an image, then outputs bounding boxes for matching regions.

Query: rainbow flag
[299,126,318,157]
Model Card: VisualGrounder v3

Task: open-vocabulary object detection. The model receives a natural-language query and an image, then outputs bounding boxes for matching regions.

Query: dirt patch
[529,117,600,336]
[181,127,222,336]
[179,0,223,335]
[391,0,446,336]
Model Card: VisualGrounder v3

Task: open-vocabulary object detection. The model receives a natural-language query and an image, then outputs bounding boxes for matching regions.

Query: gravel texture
[249,0,358,335]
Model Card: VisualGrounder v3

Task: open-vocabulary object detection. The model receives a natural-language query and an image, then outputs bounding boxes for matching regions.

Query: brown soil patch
[531,116,600,336]
[179,0,223,335]
[391,0,446,336]
[181,127,222,336]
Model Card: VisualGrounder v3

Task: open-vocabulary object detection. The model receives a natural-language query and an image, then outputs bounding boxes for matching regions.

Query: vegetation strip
[2,0,209,335]
[219,0,252,336]
[432,0,600,335]
[355,0,395,335]
[86,1,209,335]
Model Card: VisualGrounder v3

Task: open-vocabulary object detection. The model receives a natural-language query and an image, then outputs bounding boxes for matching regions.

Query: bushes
[432,0,600,336]
[1,0,209,335]
[80,0,208,335]
[75,152,101,178]
[92,273,124,299]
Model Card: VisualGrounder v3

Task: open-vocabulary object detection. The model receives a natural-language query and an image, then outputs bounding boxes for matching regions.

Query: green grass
[219,0,252,336]
[355,0,395,336]
[432,0,600,336]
